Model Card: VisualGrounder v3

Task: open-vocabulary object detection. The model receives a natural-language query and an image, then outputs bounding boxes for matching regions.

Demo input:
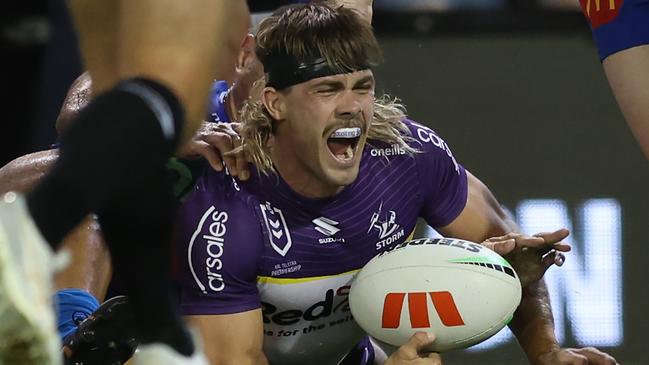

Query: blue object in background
[54,288,100,342]
[207,80,231,123]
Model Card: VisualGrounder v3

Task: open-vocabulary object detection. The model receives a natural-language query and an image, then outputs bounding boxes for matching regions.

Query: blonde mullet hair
[234,3,419,174]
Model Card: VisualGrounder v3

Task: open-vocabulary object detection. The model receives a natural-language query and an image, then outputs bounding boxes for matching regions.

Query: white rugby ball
[349,238,521,352]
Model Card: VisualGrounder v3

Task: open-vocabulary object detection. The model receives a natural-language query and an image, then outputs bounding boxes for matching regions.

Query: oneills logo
[579,0,623,29]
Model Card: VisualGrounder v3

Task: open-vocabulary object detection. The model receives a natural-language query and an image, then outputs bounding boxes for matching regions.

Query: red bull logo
[382,291,465,329]
[579,0,623,29]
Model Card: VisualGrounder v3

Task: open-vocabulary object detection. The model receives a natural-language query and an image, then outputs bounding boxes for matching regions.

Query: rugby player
[0,72,139,365]
[0,61,266,363]
[0,0,251,363]
[0,22,270,359]
[174,3,618,365]
[577,0,649,160]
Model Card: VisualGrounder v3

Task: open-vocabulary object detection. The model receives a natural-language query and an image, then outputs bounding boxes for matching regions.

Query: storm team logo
[370,202,406,250]
[368,201,399,239]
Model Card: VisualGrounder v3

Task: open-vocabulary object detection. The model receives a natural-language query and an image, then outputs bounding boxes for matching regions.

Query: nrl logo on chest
[260,201,293,256]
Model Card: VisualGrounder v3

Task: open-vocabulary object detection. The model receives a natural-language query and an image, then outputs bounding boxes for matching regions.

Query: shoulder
[176,170,266,314]
[402,119,461,174]
[178,168,260,226]
[402,119,448,150]
[362,118,459,169]
[176,168,266,253]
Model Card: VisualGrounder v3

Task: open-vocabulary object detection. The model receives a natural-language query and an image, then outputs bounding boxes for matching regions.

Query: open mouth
[326,127,362,162]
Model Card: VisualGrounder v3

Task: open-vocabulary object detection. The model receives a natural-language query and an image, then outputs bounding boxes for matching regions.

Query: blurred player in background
[0,4,282,361]
[0,73,140,365]
[0,1,252,364]
[578,0,649,160]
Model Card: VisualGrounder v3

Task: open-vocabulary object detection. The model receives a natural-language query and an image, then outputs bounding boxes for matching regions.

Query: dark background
[371,5,647,365]
[3,1,646,364]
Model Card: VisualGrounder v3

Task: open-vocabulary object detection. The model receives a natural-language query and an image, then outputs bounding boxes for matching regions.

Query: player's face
[272,70,375,197]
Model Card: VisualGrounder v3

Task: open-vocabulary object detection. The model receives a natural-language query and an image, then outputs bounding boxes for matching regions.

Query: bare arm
[0,150,59,194]
[186,309,268,365]
[508,279,558,363]
[0,149,112,299]
[436,171,512,242]
[436,172,616,364]
[436,172,558,363]
[602,45,649,159]
[53,215,112,300]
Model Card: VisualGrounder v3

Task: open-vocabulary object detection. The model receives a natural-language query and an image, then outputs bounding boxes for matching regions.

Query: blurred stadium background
[373,1,647,364]
[3,0,647,364]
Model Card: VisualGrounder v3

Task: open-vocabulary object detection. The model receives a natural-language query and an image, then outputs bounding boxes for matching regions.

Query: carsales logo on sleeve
[413,123,460,174]
[188,206,229,293]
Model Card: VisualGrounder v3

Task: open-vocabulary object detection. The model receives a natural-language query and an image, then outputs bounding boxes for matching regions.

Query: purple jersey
[174,119,468,365]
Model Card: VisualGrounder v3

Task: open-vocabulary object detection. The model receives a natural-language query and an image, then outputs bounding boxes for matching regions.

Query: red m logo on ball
[382,292,465,329]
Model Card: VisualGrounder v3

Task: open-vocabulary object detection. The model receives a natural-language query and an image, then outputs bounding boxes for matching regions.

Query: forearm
[440,174,566,363]
[603,45,649,159]
[509,279,559,365]
[53,215,112,301]
[578,0,649,159]
[490,199,560,360]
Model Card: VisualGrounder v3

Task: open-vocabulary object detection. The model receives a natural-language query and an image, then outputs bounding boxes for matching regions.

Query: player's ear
[262,87,285,121]
[236,34,256,73]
